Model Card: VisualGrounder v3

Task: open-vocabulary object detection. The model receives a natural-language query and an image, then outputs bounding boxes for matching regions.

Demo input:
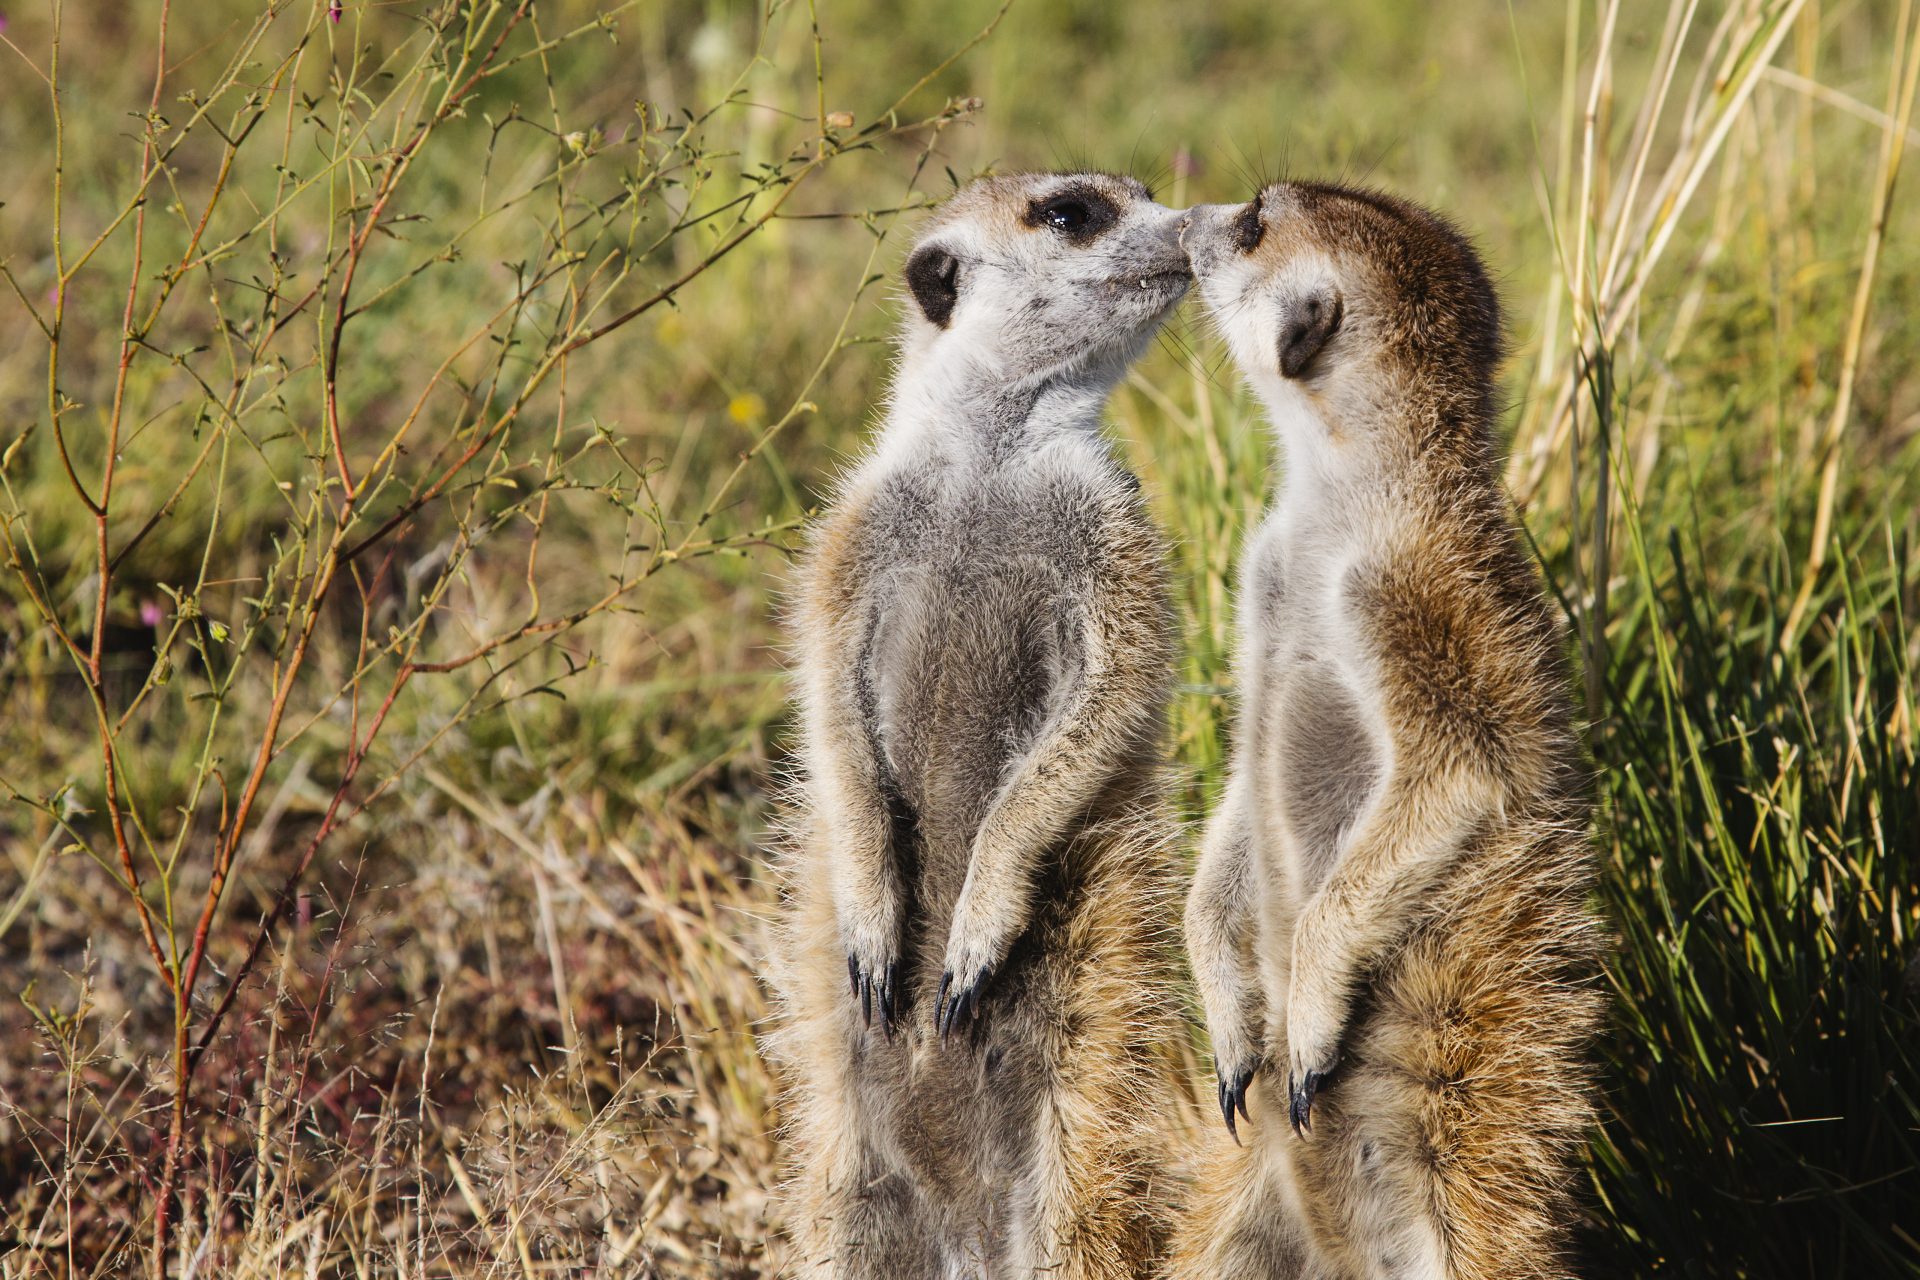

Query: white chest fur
[1238,425,1395,901]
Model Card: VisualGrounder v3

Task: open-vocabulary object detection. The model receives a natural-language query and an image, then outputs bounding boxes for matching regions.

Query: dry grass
[6,771,780,1274]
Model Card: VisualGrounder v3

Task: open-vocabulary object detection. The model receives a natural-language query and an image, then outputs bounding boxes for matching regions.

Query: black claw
[850,954,901,1037]
[877,960,899,1040]
[1217,1063,1255,1144]
[1288,1067,1326,1137]
[935,967,989,1042]
[935,970,954,1039]
[942,985,963,1040]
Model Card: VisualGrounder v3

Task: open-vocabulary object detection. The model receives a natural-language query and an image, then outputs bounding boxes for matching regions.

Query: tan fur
[767,787,1185,1278]
[764,174,1193,1278]
[1174,183,1604,1280]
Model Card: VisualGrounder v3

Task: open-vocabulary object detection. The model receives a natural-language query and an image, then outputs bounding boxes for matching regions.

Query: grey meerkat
[765,172,1193,1279]
[1170,183,1604,1280]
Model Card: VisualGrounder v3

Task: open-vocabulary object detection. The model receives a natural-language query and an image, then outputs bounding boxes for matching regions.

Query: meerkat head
[898,172,1190,391]
[1180,182,1502,460]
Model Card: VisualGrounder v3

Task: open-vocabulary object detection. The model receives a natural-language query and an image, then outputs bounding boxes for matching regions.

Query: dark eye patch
[1231,192,1265,254]
[1024,185,1120,244]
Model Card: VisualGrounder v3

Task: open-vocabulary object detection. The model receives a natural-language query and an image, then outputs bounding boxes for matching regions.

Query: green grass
[0,0,1916,1275]
[1578,462,1918,1274]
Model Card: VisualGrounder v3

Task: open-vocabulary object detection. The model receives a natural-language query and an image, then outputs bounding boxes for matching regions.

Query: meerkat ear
[905,243,961,329]
[1277,286,1343,379]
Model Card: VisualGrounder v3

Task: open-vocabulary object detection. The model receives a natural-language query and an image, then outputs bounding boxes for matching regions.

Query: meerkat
[1170,182,1604,1280]
[765,172,1193,1279]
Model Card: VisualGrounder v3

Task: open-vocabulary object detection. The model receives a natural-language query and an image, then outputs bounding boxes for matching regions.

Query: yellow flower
[728,393,767,425]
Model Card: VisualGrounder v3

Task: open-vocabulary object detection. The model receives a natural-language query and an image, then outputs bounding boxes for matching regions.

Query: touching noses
[1176,204,1224,255]
[1150,202,1190,253]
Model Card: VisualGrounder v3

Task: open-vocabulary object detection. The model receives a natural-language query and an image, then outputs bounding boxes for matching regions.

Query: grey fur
[769,172,1192,1279]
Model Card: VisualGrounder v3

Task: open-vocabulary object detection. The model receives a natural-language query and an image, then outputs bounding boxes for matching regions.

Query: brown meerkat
[765,172,1193,1278]
[1171,182,1604,1280]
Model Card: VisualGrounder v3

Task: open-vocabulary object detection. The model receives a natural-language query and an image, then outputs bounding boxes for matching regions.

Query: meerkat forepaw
[1286,1064,1332,1137]
[1283,1009,1343,1137]
[934,963,992,1041]
[1216,1058,1258,1142]
[1284,1030,1341,1137]
[846,950,902,1038]
[842,906,902,1037]
[1284,931,1349,1134]
[933,891,1018,1039]
[1203,1014,1263,1141]
[837,877,905,1035]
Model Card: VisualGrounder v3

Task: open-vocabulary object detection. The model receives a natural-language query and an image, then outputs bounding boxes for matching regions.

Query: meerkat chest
[856,468,1104,835]
[1245,521,1391,875]
[1246,518,1367,670]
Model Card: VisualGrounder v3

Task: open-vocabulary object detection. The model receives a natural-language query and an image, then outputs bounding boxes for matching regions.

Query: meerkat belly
[1263,600,1386,896]
[858,555,1076,1210]
[865,556,1076,910]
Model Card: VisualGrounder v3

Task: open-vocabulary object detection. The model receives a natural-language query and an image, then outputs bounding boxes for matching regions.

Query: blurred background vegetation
[0,0,1914,1275]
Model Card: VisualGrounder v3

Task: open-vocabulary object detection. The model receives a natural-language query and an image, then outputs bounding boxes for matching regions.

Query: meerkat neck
[1258,377,1498,518]
[880,354,1118,469]
[1256,383,1378,521]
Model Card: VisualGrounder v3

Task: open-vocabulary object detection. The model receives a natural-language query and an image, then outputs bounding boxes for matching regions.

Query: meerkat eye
[1039,197,1090,232]
[1231,194,1265,254]
[1025,190,1118,243]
